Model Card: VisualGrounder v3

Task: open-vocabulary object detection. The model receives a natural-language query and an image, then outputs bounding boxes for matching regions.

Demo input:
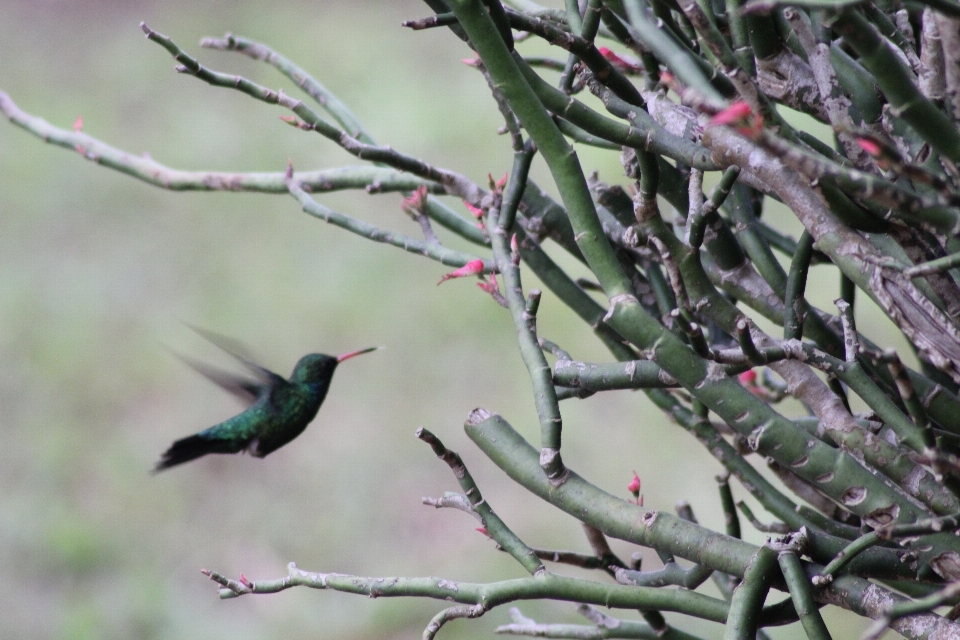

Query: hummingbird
[155,329,379,472]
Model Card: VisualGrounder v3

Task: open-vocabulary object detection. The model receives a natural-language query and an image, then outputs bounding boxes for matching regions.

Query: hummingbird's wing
[183,323,286,388]
[167,349,265,406]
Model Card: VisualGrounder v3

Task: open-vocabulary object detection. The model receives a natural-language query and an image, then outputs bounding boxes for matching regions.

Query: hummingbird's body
[155,347,377,472]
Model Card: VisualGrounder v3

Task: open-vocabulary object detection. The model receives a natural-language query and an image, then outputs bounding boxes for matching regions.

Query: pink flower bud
[476,272,500,296]
[461,57,480,67]
[239,573,253,588]
[628,471,641,494]
[738,369,757,385]
[855,137,883,157]
[496,172,508,189]
[438,259,485,285]
[73,115,83,132]
[401,185,429,214]
[598,47,642,72]
[476,527,489,536]
[279,115,300,126]
[710,101,753,126]
[709,102,764,137]
[463,201,484,219]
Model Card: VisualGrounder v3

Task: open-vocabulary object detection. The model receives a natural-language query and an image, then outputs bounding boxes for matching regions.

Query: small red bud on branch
[598,47,643,73]
[437,259,485,285]
[401,185,429,215]
[628,471,643,505]
[708,101,763,137]
[463,201,484,219]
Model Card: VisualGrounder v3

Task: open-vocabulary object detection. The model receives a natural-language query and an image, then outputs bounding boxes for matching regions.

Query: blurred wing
[167,349,264,406]
[183,322,286,387]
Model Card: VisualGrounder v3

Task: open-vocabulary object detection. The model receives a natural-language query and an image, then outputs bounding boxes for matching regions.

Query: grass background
[0,2,907,638]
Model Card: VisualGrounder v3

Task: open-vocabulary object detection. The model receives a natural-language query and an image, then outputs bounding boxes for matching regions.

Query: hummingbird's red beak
[336,346,380,363]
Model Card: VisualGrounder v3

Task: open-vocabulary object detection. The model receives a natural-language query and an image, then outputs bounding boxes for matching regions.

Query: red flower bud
[738,369,757,385]
[710,101,753,126]
[476,527,489,536]
[628,471,643,505]
[476,272,501,296]
[855,137,883,157]
[437,259,485,285]
[401,185,429,214]
[709,102,764,137]
[628,471,641,494]
[597,47,642,72]
[463,201,484,219]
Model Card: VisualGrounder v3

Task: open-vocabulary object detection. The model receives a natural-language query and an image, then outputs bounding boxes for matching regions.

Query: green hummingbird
[155,330,379,472]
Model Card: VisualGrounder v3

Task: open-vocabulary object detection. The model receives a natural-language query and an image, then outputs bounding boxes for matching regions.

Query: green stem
[449,0,634,301]
[775,547,832,640]
[141,23,486,223]
[417,427,544,574]
[723,546,777,640]
[286,178,490,269]
[0,91,444,194]
[784,231,814,341]
[514,55,717,169]
[718,473,742,539]
[206,562,731,621]
[499,141,537,233]
[487,185,565,480]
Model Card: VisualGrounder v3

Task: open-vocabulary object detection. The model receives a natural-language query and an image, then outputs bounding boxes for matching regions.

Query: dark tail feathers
[153,433,242,472]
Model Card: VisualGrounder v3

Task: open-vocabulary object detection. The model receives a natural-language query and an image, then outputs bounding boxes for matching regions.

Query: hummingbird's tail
[153,433,242,472]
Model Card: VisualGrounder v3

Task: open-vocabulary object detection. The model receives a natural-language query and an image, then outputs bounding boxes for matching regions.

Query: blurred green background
[0,2,899,639]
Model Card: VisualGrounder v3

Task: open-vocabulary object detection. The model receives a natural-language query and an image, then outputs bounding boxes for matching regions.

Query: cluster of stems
[10,0,960,637]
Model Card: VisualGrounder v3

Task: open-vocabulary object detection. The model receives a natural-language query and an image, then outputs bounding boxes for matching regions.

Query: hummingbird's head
[291,347,379,384]
[290,353,339,384]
